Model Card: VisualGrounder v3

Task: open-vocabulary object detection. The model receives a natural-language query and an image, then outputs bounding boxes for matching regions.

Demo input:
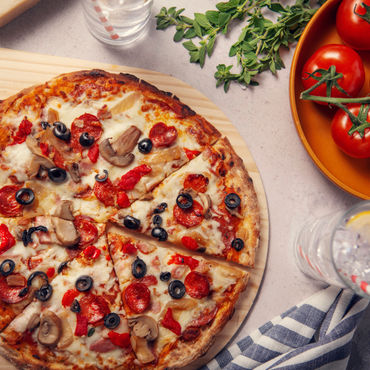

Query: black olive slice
[18,287,29,297]
[132,257,147,279]
[0,259,15,277]
[138,138,153,154]
[224,193,241,209]
[168,280,186,299]
[123,216,140,230]
[40,121,50,130]
[160,272,171,282]
[104,313,120,329]
[231,238,244,251]
[153,203,167,214]
[75,275,93,292]
[35,284,53,302]
[48,167,67,183]
[79,132,95,147]
[151,227,168,242]
[22,226,48,246]
[57,261,69,274]
[152,215,162,226]
[70,299,81,313]
[15,188,35,205]
[53,121,71,141]
[176,193,193,210]
[95,170,108,182]
[27,271,48,287]
[87,328,95,337]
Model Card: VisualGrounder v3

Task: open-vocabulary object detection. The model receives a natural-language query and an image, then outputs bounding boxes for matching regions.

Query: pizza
[0,69,260,369]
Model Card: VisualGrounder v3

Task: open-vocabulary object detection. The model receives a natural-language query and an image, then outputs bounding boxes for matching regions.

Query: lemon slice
[346,210,370,242]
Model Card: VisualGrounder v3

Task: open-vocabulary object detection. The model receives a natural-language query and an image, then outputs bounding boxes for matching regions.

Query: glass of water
[81,0,153,46]
[294,200,370,299]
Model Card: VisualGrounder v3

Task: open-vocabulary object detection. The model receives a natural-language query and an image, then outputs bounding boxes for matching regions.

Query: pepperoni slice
[0,224,16,255]
[75,313,88,336]
[87,143,99,163]
[139,275,158,286]
[71,114,103,152]
[0,185,22,217]
[0,274,27,304]
[181,236,199,251]
[184,271,210,299]
[124,282,150,314]
[73,215,99,247]
[149,122,177,147]
[79,294,110,324]
[173,200,203,228]
[62,289,79,307]
[93,178,116,207]
[184,174,209,193]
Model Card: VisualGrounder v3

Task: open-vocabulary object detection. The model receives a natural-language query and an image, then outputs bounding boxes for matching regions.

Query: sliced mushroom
[128,316,159,341]
[199,193,212,219]
[37,311,62,347]
[111,126,142,156]
[67,163,81,183]
[57,312,74,349]
[99,125,141,167]
[52,217,80,247]
[26,136,55,178]
[47,108,59,124]
[26,313,41,331]
[53,200,74,221]
[130,335,155,364]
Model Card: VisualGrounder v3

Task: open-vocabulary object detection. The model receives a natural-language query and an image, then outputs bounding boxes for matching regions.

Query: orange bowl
[289,0,370,199]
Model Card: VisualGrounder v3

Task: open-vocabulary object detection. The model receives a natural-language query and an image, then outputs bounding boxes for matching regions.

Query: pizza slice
[107,229,248,369]
[0,233,135,369]
[0,70,220,222]
[114,137,260,267]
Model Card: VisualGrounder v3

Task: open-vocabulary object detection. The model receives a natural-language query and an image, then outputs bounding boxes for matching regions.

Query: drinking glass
[81,0,153,46]
[294,200,370,298]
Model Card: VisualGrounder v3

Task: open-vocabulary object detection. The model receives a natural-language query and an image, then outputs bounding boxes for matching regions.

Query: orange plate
[289,0,370,199]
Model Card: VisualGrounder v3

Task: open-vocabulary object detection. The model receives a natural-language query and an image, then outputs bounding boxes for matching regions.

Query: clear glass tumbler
[294,200,370,298]
[81,0,153,46]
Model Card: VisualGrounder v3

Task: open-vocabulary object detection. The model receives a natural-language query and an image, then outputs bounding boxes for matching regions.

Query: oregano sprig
[155,0,323,91]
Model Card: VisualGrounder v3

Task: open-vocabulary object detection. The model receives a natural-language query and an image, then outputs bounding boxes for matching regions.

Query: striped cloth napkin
[204,286,369,370]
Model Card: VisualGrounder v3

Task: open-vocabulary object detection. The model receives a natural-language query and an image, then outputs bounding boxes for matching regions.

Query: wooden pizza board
[0,48,269,369]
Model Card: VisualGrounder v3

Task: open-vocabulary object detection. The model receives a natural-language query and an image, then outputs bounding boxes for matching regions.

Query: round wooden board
[0,48,269,369]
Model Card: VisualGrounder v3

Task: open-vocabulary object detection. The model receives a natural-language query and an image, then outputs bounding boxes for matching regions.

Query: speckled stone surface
[0,0,368,368]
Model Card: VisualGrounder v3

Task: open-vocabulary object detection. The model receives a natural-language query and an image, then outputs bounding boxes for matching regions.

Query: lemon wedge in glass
[346,210,370,242]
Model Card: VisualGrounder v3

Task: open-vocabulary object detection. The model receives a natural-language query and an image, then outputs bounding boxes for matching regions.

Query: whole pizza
[0,70,260,369]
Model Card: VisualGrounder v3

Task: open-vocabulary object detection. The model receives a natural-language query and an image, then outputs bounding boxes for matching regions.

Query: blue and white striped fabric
[204,286,369,370]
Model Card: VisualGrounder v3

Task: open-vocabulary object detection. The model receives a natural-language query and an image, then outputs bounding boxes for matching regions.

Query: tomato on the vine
[336,0,370,51]
[301,44,365,101]
[331,104,370,158]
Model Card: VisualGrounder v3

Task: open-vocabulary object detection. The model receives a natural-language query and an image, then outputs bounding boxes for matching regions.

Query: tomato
[11,118,32,145]
[336,0,370,50]
[184,148,200,160]
[161,308,181,336]
[108,332,131,348]
[75,314,88,336]
[149,122,178,147]
[124,282,150,313]
[181,236,199,251]
[83,245,101,260]
[173,200,204,228]
[183,174,209,193]
[0,185,22,217]
[167,253,199,270]
[0,224,16,254]
[184,271,210,299]
[62,289,79,307]
[301,44,365,101]
[117,165,152,191]
[331,104,370,158]
[73,215,99,247]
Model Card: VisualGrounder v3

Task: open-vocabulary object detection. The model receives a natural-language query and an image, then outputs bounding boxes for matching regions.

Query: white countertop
[0,0,365,361]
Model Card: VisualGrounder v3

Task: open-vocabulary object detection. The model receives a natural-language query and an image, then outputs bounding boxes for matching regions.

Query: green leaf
[183,28,197,39]
[183,40,198,51]
[216,0,239,12]
[218,12,231,27]
[189,50,200,63]
[193,20,203,37]
[174,29,185,42]
[199,44,207,67]
[194,13,213,29]
[207,36,216,56]
[205,10,220,26]
[181,16,194,25]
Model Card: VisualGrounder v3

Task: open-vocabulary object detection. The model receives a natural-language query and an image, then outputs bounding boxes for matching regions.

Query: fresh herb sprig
[156,0,322,91]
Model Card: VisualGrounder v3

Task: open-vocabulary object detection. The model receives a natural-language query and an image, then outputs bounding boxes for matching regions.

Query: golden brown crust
[212,137,260,267]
